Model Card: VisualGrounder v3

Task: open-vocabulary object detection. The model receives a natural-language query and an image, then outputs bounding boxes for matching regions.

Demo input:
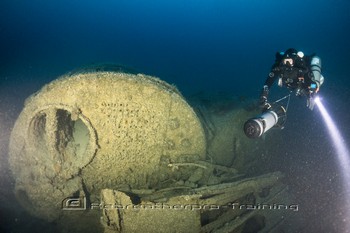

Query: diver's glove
[306,93,316,110]
[259,95,267,107]
[259,85,270,109]
[259,96,271,111]
[260,86,272,110]
[307,81,320,110]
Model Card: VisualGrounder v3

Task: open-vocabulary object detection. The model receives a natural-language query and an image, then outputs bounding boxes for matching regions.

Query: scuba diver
[244,48,325,138]
[259,48,324,111]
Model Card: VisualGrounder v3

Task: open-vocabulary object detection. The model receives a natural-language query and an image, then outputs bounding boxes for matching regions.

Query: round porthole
[27,105,98,179]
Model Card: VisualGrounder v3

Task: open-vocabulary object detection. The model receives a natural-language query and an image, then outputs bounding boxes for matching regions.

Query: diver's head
[281,48,304,67]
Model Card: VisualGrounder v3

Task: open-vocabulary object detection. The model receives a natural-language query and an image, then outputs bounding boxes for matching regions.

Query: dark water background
[1,0,350,232]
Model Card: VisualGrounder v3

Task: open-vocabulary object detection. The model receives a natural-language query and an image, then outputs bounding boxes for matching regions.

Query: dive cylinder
[310,56,324,88]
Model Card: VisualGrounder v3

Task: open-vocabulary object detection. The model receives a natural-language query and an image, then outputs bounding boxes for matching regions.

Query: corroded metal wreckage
[100,172,299,233]
[8,68,298,232]
[9,70,206,220]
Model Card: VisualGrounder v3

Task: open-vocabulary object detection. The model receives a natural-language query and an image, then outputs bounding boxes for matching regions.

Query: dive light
[244,106,286,139]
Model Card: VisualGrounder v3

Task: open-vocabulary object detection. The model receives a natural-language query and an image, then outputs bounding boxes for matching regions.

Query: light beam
[315,96,350,229]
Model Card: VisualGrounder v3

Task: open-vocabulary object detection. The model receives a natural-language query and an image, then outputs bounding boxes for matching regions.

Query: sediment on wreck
[9,70,206,221]
[8,66,297,232]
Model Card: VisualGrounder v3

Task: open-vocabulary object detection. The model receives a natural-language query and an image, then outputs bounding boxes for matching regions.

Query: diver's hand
[259,96,271,111]
[307,95,315,110]
[259,85,271,111]
[259,96,267,108]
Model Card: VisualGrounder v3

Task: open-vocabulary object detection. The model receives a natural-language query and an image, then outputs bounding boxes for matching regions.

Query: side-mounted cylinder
[310,56,324,88]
